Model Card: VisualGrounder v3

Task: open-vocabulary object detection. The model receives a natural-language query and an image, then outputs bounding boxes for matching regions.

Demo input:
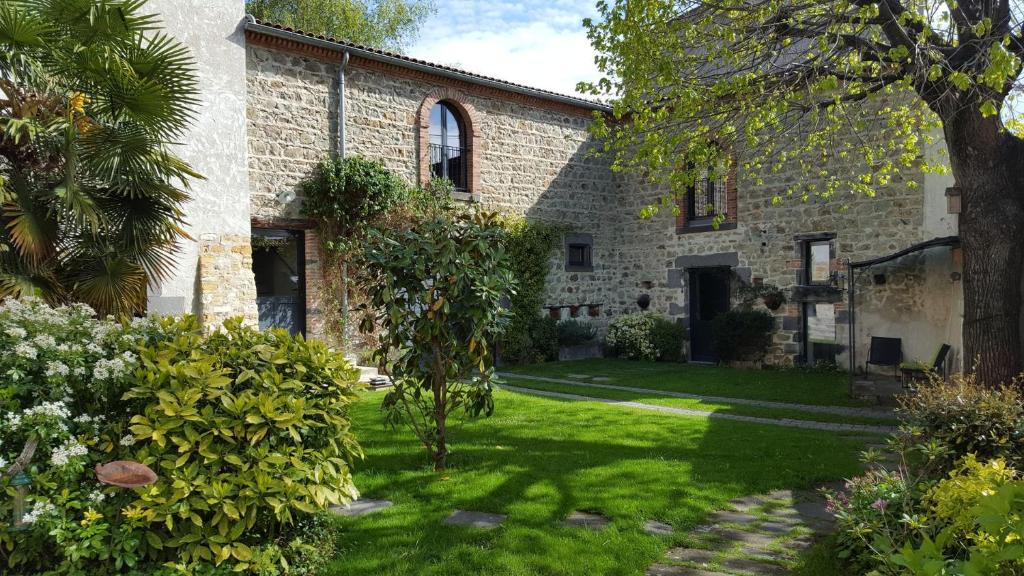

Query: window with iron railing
[429,143,468,191]
[428,101,468,192]
[686,167,728,223]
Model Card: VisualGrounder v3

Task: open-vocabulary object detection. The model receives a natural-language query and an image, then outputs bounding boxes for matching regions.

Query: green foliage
[505,315,560,363]
[0,0,200,318]
[924,455,1017,538]
[556,319,597,347]
[886,481,1024,575]
[302,155,409,249]
[829,370,1024,574]
[827,467,921,573]
[125,317,361,568]
[0,299,361,574]
[898,373,1024,475]
[359,210,514,470]
[606,312,685,362]
[246,0,435,51]
[710,309,775,364]
[497,217,561,365]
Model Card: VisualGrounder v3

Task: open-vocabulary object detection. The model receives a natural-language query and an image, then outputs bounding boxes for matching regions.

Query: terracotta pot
[762,294,784,311]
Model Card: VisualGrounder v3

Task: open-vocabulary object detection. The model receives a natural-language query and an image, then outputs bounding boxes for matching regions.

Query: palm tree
[0,0,199,318]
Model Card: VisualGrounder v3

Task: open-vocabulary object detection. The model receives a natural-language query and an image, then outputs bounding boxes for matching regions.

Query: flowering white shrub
[0,298,159,572]
[605,312,686,361]
[0,299,361,575]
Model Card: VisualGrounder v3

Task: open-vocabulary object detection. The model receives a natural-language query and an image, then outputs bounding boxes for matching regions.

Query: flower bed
[826,373,1024,574]
[0,299,361,575]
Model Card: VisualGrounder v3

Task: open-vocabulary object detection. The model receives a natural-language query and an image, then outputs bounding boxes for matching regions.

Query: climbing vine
[497,216,563,364]
[301,156,415,347]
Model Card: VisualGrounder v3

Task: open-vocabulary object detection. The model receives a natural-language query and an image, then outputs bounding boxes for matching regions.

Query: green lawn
[327,388,865,575]
[504,358,866,407]
[501,377,896,427]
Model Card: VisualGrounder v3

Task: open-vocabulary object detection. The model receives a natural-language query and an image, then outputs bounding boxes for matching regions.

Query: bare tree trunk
[431,340,448,471]
[943,111,1024,385]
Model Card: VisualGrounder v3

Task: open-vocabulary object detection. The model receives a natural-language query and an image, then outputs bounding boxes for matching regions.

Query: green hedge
[710,309,775,363]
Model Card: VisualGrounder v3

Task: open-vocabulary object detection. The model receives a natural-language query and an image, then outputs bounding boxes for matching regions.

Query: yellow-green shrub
[125,317,361,569]
[924,455,1017,537]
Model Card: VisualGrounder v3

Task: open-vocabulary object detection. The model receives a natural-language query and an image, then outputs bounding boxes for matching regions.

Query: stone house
[146,1,963,374]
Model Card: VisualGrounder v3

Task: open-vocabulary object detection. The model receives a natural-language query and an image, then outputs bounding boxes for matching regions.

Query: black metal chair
[900,343,952,388]
[866,336,902,379]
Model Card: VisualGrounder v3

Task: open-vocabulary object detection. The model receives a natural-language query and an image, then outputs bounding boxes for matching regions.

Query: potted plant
[556,319,601,360]
[738,283,786,311]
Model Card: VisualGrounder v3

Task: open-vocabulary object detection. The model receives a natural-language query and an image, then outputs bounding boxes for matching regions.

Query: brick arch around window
[417,89,481,200]
[675,153,739,233]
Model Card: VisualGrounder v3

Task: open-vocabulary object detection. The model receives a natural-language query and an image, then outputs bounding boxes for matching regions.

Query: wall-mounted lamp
[945,186,961,215]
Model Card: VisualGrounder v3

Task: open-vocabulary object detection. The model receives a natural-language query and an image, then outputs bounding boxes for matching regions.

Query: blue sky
[407,0,603,97]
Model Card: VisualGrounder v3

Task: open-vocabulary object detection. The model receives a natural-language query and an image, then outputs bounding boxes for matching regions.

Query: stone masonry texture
[244,37,961,367]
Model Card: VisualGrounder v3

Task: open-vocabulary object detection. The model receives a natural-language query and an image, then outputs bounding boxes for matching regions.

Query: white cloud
[408,1,602,98]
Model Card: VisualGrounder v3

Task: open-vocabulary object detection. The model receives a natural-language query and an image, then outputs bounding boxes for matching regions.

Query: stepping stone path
[500,384,894,434]
[563,511,611,530]
[330,498,393,517]
[646,487,836,575]
[645,520,675,536]
[444,510,507,529]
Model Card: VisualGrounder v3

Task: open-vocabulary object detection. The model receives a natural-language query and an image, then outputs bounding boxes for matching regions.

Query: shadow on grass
[326,389,863,576]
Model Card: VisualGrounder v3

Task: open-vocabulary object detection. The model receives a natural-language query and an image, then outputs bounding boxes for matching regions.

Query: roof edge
[243,18,611,113]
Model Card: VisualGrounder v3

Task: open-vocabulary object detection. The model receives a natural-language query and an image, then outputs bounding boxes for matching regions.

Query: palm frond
[69,252,146,317]
[2,172,57,261]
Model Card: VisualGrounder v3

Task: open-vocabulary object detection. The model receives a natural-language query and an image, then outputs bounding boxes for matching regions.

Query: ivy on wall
[301,156,412,348]
[498,215,563,364]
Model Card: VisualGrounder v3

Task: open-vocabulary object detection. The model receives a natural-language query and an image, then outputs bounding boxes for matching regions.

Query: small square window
[568,244,591,267]
[564,233,594,272]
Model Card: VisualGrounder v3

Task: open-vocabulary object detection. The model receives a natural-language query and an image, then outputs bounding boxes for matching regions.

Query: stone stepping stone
[710,528,777,548]
[647,566,730,576]
[783,535,815,552]
[792,501,835,523]
[563,511,611,530]
[739,546,790,561]
[710,511,758,525]
[666,547,715,563]
[765,489,794,503]
[566,373,593,379]
[330,498,393,517]
[444,509,506,529]
[644,520,675,536]
[592,376,612,382]
[729,496,767,512]
[757,521,794,535]
[721,557,787,575]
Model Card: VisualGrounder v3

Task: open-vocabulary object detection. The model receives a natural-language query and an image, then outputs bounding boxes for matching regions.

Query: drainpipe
[847,259,855,397]
[338,51,351,352]
[338,50,349,157]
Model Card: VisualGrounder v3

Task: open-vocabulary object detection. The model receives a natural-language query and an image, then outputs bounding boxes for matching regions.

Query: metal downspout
[338,50,350,351]
[338,50,349,157]
[847,259,856,396]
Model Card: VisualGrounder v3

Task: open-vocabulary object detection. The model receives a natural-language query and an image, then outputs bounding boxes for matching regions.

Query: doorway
[252,228,305,336]
[688,267,731,363]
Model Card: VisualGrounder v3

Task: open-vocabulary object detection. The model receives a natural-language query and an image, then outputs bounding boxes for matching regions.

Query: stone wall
[243,37,962,368]
[145,0,258,329]
[615,147,962,369]
[245,43,621,335]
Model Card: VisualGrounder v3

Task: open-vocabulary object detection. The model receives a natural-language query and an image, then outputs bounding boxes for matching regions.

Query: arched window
[428,102,468,191]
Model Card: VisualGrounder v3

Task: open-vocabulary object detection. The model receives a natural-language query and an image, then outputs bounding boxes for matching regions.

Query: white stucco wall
[145,0,257,323]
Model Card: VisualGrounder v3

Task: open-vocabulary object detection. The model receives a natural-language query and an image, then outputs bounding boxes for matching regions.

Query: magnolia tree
[582,0,1024,384]
[359,211,513,470]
